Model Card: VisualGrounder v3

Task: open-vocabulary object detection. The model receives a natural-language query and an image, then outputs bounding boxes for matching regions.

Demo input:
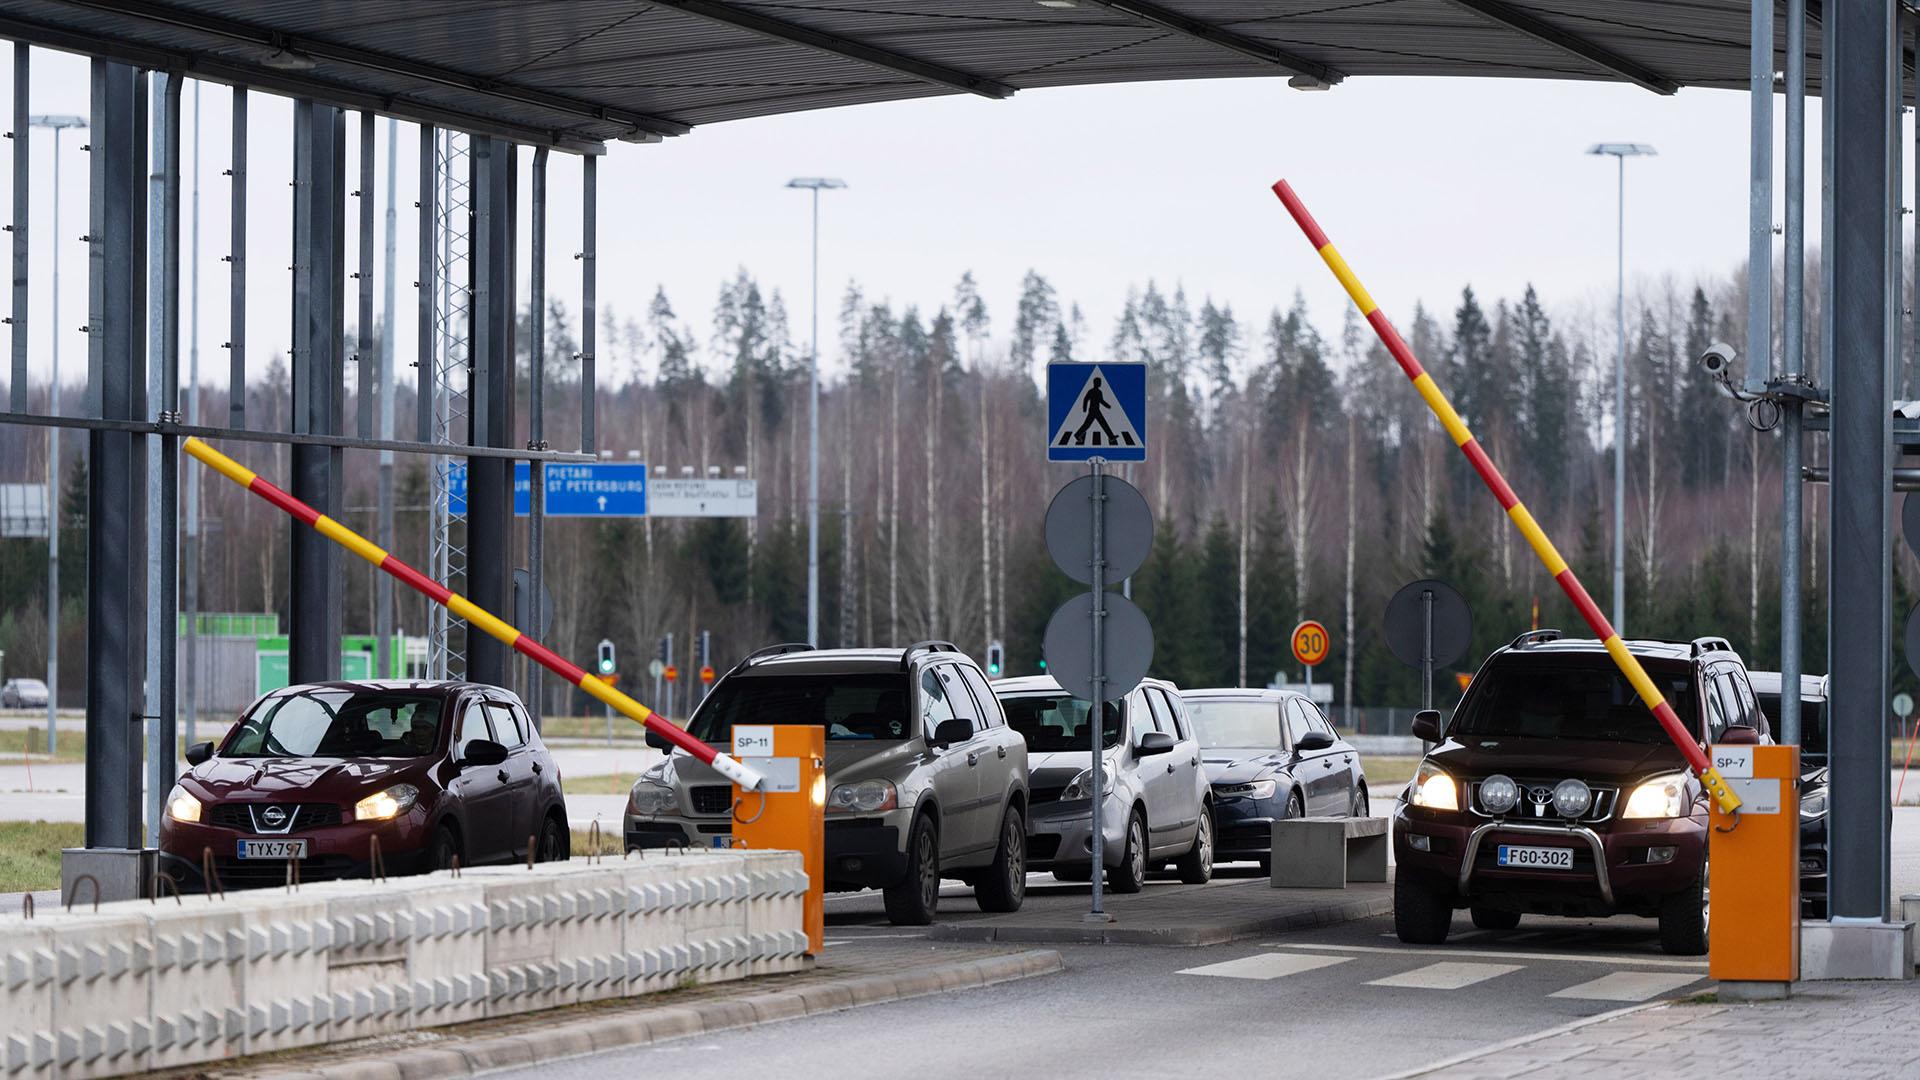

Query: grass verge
[563,771,640,796]
[0,820,84,892]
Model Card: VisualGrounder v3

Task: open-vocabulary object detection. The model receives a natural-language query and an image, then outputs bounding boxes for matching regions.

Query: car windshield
[1184,699,1283,749]
[11,679,45,692]
[223,689,446,758]
[1000,693,1121,751]
[1450,661,1697,744]
[686,673,912,742]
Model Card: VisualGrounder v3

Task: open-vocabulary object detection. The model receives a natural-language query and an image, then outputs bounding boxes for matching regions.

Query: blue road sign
[447,462,648,517]
[1047,362,1147,462]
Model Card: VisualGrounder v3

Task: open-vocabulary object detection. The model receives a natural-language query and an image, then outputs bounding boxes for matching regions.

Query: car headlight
[1799,789,1826,820]
[628,780,678,816]
[1478,773,1519,815]
[1552,778,1592,819]
[827,779,898,814]
[1062,766,1115,801]
[1620,772,1687,819]
[353,783,420,822]
[1409,760,1458,812]
[165,784,201,823]
[1214,779,1278,800]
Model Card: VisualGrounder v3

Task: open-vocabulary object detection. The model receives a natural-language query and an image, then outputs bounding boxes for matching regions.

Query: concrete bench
[1270,815,1388,889]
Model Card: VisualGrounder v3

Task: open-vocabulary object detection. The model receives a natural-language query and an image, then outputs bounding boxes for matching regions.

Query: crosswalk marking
[1548,971,1705,1002]
[1268,942,1708,970]
[1365,961,1522,990]
[1178,952,1354,981]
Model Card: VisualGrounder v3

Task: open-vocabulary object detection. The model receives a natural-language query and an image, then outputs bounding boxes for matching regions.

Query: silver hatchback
[992,675,1212,891]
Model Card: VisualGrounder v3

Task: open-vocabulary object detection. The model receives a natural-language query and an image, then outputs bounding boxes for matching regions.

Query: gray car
[992,675,1212,891]
[625,641,1029,925]
[0,678,48,709]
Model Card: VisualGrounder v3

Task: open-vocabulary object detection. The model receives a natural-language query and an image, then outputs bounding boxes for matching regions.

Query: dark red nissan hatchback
[158,681,568,888]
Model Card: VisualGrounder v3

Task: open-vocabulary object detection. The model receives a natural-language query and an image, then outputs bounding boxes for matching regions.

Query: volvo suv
[1393,631,1767,955]
[625,642,1029,925]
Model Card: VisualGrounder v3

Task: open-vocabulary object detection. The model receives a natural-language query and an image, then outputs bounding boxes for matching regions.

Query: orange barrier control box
[1708,743,1799,986]
[732,724,826,955]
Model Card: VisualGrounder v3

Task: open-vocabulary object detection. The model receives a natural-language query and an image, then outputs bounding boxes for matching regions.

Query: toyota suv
[625,642,1029,925]
[1393,631,1767,955]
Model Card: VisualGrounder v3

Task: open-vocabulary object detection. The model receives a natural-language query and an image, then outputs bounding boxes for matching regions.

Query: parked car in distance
[158,681,568,888]
[1182,688,1369,867]
[994,675,1212,890]
[0,678,48,708]
[1747,670,1830,918]
[1393,631,1763,955]
[627,642,1029,925]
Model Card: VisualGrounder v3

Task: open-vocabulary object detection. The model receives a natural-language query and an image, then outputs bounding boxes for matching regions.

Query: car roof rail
[726,642,813,678]
[1508,629,1563,650]
[900,640,960,669]
[1691,636,1735,656]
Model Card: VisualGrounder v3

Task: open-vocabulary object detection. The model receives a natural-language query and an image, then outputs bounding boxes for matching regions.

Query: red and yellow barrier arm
[1271,180,1740,816]
[182,436,766,791]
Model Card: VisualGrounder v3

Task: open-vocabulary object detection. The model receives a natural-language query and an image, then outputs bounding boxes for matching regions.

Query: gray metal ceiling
[0,0,1819,150]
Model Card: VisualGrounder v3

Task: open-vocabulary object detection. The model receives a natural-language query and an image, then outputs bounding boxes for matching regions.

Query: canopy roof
[0,1,1822,149]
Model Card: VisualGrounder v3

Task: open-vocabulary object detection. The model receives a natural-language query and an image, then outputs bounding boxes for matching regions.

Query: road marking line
[1179,952,1355,980]
[1366,961,1524,990]
[1549,971,1705,1002]
[1267,943,1707,969]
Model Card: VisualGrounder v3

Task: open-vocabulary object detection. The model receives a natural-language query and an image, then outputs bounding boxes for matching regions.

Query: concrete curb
[928,891,1393,947]
[250,949,1065,1080]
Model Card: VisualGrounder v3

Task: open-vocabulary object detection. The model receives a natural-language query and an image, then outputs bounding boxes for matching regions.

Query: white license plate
[236,839,308,860]
[1496,844,1573,869]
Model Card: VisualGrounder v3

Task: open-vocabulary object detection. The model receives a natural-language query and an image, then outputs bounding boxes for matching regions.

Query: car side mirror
[931,718,974,749]
[462,738,509,768]
[1411,709,1443,743]
[1135,730,1176,757]
[644,729,674,752]
[1295,730,1335,752]
[185,741,214,767]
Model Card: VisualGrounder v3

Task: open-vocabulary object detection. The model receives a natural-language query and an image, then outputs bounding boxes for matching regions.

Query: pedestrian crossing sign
[1046,361,1147,462]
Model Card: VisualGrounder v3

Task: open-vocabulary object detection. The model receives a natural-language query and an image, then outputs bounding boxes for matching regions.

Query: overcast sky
[5,46,1856,394]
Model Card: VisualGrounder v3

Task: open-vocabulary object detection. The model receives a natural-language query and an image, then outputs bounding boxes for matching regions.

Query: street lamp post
[32,114,85,756]
[1587,142,1656,637]
[786,176,846,649]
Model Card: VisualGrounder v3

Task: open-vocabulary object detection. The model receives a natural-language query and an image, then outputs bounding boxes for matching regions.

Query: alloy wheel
[918,828,939,910]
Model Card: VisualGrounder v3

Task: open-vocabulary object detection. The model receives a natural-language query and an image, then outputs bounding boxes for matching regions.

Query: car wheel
[1470,906,1521,931]
[1176,805,1214,885]
[429,824,461,871]
[883,815,940,926]
[1351,784,1370,818]
[1394,865,1454,945]
[536,814,568,862]
[1285,789,1305,820]
[1659,860,1709,956]
[1109,810,1148,894]
[974,807,1027,913]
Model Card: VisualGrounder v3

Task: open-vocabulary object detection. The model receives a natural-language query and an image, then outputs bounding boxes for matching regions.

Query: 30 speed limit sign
[1291,620,1331,667]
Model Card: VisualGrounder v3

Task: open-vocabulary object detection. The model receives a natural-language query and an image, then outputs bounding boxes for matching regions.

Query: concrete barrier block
[144,903,247,1070]
[0,922,56,1080]
[219,892,332,1056]
[35,911,153,1079]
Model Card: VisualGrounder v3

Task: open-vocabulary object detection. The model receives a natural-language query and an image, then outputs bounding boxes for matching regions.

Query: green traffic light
[599,658,614,674]
[1037,659,1047,671]
[988,663,1001,676]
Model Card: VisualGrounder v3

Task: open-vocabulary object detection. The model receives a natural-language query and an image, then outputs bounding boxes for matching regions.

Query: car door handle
[1166,763,1176,774]
[997,745,1007,759]
[497,769,509,783]
[967,751,979,766]
[532,762,543,774]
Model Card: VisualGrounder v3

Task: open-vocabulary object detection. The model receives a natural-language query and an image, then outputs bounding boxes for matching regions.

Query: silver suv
[992,675,1212,890]
[625,642,1030,925]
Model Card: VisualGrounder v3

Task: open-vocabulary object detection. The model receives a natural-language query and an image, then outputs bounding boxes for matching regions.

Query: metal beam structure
[415,123,433,445]
[10,43,27,411]
[290,99,345,683]
[528,144,547,730]
[84,58,144,852]
[1083,0,1342,85]
[356,112,373,442]
[580,154,596,454]
[1778,0,1806,748]
[465,135,515,690]
[1745,0,1773,394]
[1445,0,1679,95]
[226,85,243,428]
[645,0,1017,99]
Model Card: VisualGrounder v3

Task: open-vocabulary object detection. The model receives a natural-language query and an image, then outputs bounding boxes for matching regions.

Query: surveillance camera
[1698,341,1736,380]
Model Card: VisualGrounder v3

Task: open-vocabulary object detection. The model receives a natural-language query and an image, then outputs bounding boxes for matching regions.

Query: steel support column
[465,135,515,689]
[376,117,396,684]
[84,60,144,851]
[10,43,28,412]
[144,71,180,840]
[528,145,547,728]
[1826,0,1894,928]
[227,87,244,428]
[356,113,374,442]
[580,154,595,453]
[290,100,345,683]
[1744,0,1773,394]
[415,124,434,443]
[1780,0,1806,747]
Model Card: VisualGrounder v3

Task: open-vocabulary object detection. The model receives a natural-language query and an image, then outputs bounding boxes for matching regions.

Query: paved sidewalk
[1399,980,1920,1079]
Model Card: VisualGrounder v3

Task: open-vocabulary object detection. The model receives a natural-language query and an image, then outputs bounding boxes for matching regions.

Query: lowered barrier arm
[182,436,766,791]
[1270,180,1741,817]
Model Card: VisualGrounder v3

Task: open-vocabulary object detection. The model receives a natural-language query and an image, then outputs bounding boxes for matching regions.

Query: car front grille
[1030,785,1068,806]
[1468,779,1618,823]
[206,803,344,832]
[689,786,733,815]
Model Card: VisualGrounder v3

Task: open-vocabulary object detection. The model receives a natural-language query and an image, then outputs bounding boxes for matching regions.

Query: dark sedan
[1181,688,1369,866]
[158,680,568,888]
[1748,670,1830,918]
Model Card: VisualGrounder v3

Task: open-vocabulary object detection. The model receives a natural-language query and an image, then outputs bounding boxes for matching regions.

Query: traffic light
[698,630,711,670]
[597,638,616,675]
[1037,657,1047,673]
[657,634,671,664]
[986,639,1004,678]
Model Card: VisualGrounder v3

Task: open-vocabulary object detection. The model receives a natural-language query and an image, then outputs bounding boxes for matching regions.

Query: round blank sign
[1043,591,1155,704]
[1044,474,1153,586]
[1384,578,1474,669]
